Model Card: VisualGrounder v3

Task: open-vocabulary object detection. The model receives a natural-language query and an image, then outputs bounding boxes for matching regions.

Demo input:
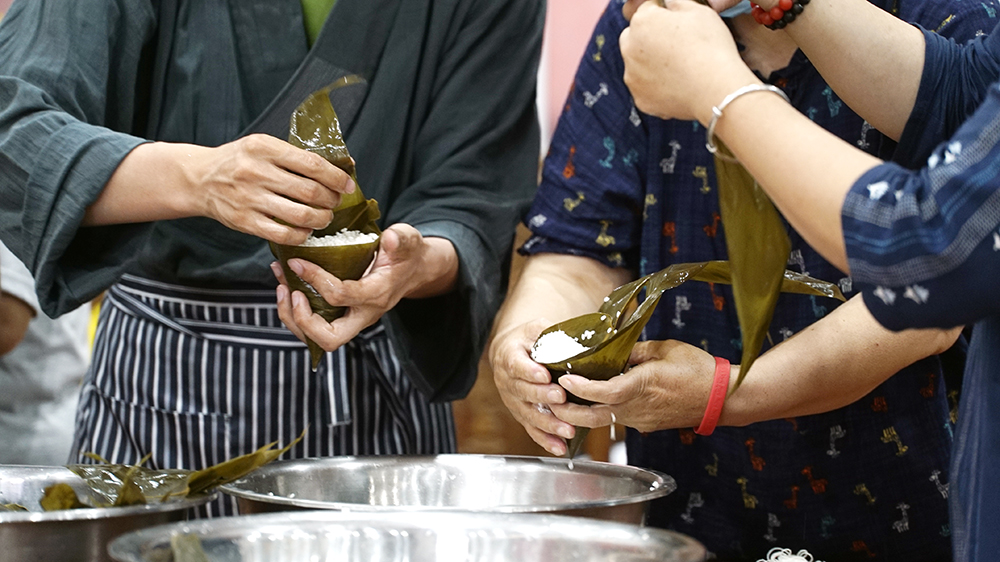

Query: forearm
[764,0,926,139]
[403,236,459,299]
[493,253,632,337]
[705,83,883,271]
[82,142,204,226]
[720,294,961,426]
[0,292,33,356]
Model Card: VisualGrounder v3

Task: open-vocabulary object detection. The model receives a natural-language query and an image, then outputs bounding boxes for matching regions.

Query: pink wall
[539,0,609,151]
[0,0,11,16]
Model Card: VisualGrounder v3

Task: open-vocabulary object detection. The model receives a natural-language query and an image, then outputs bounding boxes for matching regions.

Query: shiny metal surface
[220,455,675,525]
[0,465,213,562]
[109,510,706,562]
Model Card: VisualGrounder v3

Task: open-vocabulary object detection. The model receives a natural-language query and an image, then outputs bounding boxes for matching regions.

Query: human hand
[620,0,759,122]
[273,224,459,351]
[623,0,750,20]
[551,339,721,433]
[191,134,355,246]
[489,319,576,456]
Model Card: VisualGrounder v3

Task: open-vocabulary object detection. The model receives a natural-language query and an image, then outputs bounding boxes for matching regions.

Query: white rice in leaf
[299,228,379,247]
[531,330,589,363]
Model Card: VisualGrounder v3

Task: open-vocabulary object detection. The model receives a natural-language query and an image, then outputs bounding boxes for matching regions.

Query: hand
[273,224,459,351]
[624,0,750,20]
[190,134,355,246]
[620,0,758,122]
[550,340,720,433]
[489,319,576,456]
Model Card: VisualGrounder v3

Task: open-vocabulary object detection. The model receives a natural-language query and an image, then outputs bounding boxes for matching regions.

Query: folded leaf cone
[269,76,382,369]
[533,261,844,458]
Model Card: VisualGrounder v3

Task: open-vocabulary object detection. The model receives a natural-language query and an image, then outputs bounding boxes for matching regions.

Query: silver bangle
[705,84,790,162]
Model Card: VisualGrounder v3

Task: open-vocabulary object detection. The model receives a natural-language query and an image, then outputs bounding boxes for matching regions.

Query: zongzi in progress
[270,76,383,369]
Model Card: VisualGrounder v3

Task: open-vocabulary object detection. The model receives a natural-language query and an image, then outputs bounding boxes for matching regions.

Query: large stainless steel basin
[219,454,674,525]
[0,465,213,562]
[109,510,706,562]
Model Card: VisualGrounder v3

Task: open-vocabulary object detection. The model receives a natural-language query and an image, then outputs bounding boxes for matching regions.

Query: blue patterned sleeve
[843,80,1000,330]
[520,1,647,270]
[894,23,1000,168]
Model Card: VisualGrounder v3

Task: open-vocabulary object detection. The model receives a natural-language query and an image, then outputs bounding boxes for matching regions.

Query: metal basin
[0,465,213,562]
[219,455,674,525]
[109,510,706,562]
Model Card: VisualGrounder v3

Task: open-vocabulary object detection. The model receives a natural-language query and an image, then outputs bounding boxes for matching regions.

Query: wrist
[406,235,459,299]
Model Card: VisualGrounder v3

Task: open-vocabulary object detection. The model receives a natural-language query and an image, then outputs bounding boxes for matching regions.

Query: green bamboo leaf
[533,261,841,458]
[713,141,791,392]
[271,77,382,369]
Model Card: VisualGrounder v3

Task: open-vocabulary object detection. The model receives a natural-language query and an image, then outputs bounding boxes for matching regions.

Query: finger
[286,259,354,307]
[621,0,649,20]
[325,307,381,347]
[246,134,356,196]
[558,374,636,405]
[523,402,576,441]
[263,191,335,231]
[551,402,615,429]
[275,285,307,342]
[288,290,346,351]
[270,261,288,286]
[628,339,675,364]
[524,423,569,457]
[706,0,744,12]
[251,214,314,247]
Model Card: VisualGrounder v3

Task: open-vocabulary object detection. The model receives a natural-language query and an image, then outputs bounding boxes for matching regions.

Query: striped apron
[71,275,456,517]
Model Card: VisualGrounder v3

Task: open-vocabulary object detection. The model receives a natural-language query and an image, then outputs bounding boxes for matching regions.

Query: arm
[556,294,961,431]
[0,244,37,356]
[0,293,33,356]
[89,136,356,246]
[489,253,633,456]
[751,0,927,140]
[621,1,881,271]
[0,0,355,318]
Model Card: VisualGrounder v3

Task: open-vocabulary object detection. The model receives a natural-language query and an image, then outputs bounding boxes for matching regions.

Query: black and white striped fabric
[71,275,456,517]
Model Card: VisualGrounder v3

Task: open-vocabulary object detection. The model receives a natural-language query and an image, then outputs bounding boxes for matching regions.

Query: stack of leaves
[35,433,304,511]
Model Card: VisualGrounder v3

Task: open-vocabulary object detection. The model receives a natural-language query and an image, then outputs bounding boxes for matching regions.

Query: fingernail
[547,389,563,403]
[289,260,304,275]
[559,427,574,440]
[345,178,356,193]
[270,261,282,278]
[276,286,285,304]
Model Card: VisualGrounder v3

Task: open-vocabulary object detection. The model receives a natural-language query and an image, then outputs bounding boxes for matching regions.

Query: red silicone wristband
[694,357,731,436]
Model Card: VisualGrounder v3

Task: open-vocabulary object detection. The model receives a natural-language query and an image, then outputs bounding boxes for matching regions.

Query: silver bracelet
[705,84,790,162]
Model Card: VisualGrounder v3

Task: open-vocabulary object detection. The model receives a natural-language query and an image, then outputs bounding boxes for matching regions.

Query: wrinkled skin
[273,224,458,351]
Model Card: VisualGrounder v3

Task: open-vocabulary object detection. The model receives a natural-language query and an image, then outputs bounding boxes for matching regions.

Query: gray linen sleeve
[0,0,156,316]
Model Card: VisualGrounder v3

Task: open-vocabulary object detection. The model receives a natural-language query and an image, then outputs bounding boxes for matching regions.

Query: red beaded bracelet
[751,0,809,30]
[694,357,731,436]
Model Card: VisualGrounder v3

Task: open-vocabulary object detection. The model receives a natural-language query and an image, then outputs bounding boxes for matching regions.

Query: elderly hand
[550,339,722,434]
[620,0,759,123]
[272,223,459,350]
[489,319,576,456]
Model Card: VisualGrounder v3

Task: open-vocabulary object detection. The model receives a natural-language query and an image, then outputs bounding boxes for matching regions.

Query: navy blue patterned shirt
[523,1,992,559]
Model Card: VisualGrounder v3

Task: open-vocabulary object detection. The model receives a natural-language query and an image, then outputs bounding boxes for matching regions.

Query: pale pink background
[0,0,11,16]
[539,0,609,151]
